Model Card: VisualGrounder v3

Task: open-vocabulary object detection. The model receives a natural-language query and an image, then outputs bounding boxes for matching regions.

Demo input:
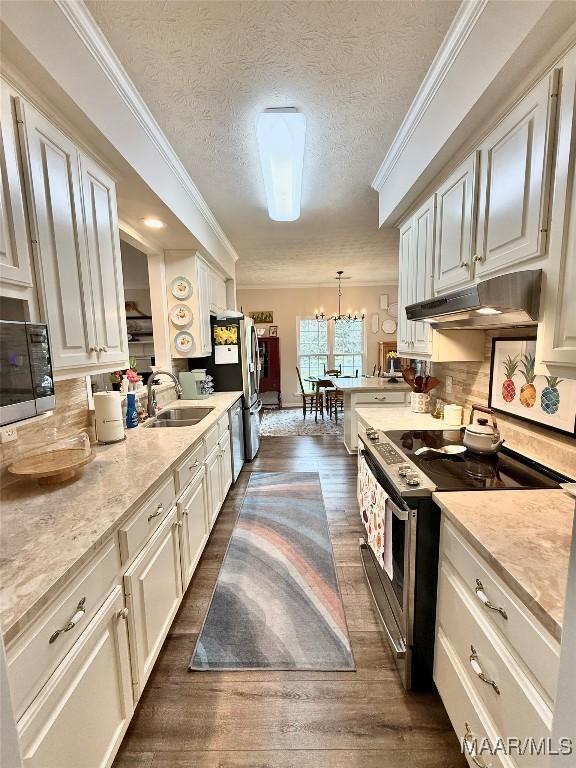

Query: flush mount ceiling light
[142,217,166,229]
[256,108,306,222]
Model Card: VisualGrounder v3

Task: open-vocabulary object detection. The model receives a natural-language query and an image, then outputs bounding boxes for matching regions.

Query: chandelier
[315,271,365,322]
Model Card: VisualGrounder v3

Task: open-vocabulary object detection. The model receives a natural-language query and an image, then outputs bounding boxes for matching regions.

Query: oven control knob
[406,475,420,486]
[398,465,411,477]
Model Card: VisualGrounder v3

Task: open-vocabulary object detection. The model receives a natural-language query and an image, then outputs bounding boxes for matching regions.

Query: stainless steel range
[357,422,572,691]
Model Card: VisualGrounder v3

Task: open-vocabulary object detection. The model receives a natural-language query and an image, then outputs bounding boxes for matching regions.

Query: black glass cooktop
[384,430,571,491]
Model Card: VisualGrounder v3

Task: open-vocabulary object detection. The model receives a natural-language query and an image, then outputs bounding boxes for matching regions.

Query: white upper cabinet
[411,196,434,356]
[475,72,557,277]
[397,218,413,355]
[0,83,33,294]
[434,153,478,294]
[80,153,128,368]
[536,47,576,378]
[209,269,227,314]
[19,99,128,378]
[21,102,98,374]
[196,256,212,356]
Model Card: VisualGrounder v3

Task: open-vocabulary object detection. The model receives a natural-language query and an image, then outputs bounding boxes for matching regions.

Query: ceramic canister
[411,392,431,413]
[94,391,125,444]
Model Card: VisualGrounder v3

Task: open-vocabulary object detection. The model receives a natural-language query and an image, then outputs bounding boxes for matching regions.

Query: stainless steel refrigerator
[207,315,262,460]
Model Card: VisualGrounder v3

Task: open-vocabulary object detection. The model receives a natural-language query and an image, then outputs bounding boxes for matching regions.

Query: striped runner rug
[189,472,355,671]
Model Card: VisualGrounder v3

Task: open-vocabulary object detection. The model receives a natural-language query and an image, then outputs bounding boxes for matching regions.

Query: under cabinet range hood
[405,270,542,329]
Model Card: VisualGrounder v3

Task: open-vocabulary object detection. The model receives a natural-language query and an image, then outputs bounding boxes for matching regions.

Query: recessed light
[142,217,166,229]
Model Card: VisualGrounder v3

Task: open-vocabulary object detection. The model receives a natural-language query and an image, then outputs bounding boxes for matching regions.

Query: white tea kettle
[463,405,504,455]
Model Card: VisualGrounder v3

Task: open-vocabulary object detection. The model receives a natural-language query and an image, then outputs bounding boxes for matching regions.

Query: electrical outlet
[445,375,453,394]
[0,426,18,443]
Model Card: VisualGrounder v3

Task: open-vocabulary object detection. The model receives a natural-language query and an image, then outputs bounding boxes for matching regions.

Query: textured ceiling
[86,0,460,286]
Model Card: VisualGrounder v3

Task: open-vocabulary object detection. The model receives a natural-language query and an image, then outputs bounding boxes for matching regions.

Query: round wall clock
[174,331,194,354]
[388,302,398,319]
[170,304,193,327]
[170,276,192,300]
[382,319,397,334]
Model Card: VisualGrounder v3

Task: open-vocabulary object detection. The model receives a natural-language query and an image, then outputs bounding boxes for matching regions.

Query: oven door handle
[386,497,409,521]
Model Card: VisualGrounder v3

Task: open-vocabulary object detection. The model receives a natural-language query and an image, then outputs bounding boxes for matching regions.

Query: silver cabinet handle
[89,346,97,352]
[49,597,86,643]
[374,396,387,401]
[473,254,484,263]
[475,579,508,619]
[176,520,183,529]
[148,503,164,523]
[189,459,200,470]
[463,723,489,767]
[117,607,129,620]
[101,346,108,352]
[470,645,500,694]
[460,262,469,269]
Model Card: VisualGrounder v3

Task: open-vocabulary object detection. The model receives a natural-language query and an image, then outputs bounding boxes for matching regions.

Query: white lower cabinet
[206,444,222,530]
[124,507,183,697]
[179,468,209,590]
[18,586,133,768]
[219,432,233,501]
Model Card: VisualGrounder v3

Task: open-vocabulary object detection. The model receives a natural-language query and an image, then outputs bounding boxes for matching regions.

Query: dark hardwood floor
[113,436,465,768]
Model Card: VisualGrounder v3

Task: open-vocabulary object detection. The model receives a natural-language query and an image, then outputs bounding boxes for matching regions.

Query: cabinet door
[397,219,413,355]
[209,269,227,313]
[80,154,128,369]
[0,84,33,289]
[124,507,182,696]
[206,446,222,530]
[434,154,477,293]
[196,258,212,355]
[18,586,133,768]
[219,432,233,501]
[475,73,557,276]
[179,470,208,590]
[411,196,434,356]
[536,49,576,378]
[22,102,96,372]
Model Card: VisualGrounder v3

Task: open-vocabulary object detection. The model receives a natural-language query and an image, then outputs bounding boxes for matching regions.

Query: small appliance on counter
[357,421,573,691]
[180,370,211,399]
[0,321,55,426]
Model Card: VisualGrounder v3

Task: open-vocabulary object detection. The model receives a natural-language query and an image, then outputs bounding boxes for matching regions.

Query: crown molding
[371,0,488,192]
[55,0,239,263]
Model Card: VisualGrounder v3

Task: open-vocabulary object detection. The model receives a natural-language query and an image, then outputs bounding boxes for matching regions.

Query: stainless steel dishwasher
[229,399,245,482]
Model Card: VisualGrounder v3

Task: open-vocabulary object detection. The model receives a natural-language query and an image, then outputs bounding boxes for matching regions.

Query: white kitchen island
[328,377,411,452]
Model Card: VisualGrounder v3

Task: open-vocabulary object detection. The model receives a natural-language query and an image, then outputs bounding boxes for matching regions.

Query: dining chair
[296,367,323,420]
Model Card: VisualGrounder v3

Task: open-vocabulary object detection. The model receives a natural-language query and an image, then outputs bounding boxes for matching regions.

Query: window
[297,317,364,379]
[297,319,328,379]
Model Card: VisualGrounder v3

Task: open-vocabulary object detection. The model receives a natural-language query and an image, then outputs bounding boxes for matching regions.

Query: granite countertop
[329,377,411,392]
[433,489,575,641]
[0,391,242,643]
[355,405,453,431]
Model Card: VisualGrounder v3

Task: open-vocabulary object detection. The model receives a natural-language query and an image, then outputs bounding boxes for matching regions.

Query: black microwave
[0,321,55,426]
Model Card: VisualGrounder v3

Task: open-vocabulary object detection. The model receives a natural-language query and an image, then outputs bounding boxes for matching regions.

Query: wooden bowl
[8,448,95,485]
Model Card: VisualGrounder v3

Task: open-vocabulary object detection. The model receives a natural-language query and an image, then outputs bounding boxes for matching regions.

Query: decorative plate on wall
[170,304,193,327]
[371,313,380,334]
[382,319,397,334]
[388,302,398,318]
[174,331,194,354]
[171,276,193,300]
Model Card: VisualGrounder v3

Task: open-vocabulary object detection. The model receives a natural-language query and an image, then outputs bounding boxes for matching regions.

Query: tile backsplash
[433,331,576,478]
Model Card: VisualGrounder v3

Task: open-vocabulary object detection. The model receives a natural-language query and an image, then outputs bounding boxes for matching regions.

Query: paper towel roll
[94,392,125,444]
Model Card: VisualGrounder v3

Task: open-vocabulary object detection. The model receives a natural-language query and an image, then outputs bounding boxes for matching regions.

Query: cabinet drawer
[354,391,407,405]
[217,413,229,437]
[204,423,219,453]
[435,629,512,768]
[118,475,176,564]
[437,560,553,757]
[174,440,205,495]
[7,538,120,721]
[17,585,133,768]
[441,520,559,702]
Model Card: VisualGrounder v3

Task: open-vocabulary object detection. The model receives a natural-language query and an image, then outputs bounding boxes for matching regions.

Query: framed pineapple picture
[488,336,576,436]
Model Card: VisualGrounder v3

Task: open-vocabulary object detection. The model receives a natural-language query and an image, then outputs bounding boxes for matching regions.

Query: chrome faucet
[147,370,183,417]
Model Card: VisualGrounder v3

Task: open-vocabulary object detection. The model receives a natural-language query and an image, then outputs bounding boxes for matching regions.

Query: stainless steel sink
[143,407,214,429]
[156,407,214,421]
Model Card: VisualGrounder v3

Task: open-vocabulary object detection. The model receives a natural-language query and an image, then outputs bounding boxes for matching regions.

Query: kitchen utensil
[414,375,424,392]
[402,367,416,389]
[463,404,504,454]
[414,444,467,456]
[423,376,441,393]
